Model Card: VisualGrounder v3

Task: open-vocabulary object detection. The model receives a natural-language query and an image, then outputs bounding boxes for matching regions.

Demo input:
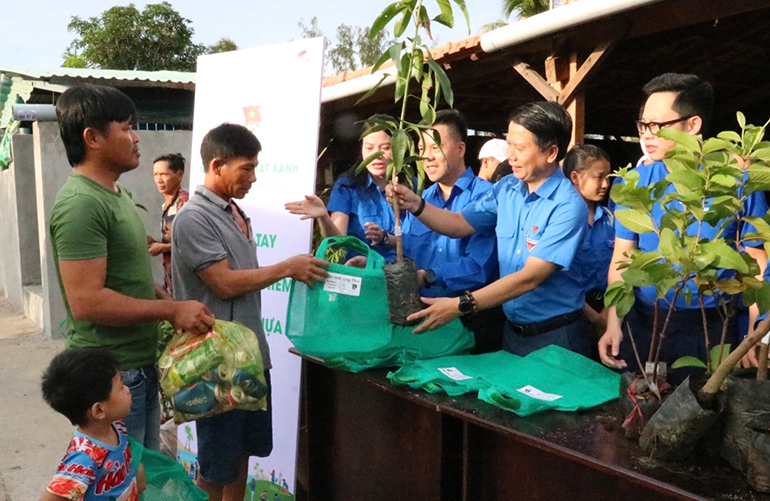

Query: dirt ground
[0,297,69,501]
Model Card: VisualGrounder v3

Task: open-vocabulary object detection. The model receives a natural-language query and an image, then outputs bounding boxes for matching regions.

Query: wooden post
[511,38,616,147]
[565,52,585,146]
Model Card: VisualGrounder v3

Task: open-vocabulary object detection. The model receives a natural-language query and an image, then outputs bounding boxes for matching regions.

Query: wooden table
[293,352,770,501]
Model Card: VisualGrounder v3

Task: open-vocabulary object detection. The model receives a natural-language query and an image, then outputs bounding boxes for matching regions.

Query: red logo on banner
[243,105,262,130]
[532,226,538,234]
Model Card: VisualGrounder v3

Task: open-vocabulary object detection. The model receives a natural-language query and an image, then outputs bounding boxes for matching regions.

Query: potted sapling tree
[607,113,770,467]
[356,0,470,325]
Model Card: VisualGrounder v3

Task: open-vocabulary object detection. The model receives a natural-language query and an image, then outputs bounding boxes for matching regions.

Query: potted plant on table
[357,0,469,325]
[605,113,770,468]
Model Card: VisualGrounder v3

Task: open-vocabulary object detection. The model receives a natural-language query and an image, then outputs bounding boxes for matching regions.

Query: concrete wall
[0,136,27,310]
[123,130,194,282]
[15,136,41,287]
[33,122,192,338]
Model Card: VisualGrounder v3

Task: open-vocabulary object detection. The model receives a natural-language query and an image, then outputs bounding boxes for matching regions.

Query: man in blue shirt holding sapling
[598,73,768,373]
[391,102,590,357]
[401,110,501,353]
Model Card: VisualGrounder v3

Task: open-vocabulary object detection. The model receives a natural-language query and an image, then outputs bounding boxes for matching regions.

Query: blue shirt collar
[518,167,563,199]
[593,204,609,224]
[454,167,475,191]
[426,167,475,204]
[366,173,387,192]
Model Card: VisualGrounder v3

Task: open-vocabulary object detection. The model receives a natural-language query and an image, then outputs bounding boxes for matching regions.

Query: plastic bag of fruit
[159,320,268,424]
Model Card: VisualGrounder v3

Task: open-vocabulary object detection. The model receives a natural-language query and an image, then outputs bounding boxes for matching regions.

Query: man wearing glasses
[598,73,768,375]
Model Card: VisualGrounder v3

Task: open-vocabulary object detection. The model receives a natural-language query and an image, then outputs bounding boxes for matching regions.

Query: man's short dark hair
[509,102,572,162]
[154,153,186,172]
[432,109,468,143]
[200,123,262,172]
[41,348,120,427]
[642,73,714,136]
[55,84,137,167]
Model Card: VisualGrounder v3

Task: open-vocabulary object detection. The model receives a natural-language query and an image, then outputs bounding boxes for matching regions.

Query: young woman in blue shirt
[285,114,397,261]
[562,144,614,345]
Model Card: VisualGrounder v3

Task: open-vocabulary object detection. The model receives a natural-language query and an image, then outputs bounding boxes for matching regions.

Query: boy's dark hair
[642,73,714,136]
[509,102,572,162]
[200,123,262,172]
[55,84,138,167]
[154,153,186,172]
[41,348,120,427]
[431,109,468,143]
[562,144,611,177]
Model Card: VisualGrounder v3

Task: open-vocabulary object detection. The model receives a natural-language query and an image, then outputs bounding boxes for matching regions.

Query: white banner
[182,38,325,500]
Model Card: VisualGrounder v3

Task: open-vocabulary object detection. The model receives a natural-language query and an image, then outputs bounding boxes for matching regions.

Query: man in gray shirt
[172,123,328,501]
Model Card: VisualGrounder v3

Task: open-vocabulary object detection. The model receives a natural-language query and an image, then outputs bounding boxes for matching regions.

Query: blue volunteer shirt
[578,204,615,293]
[755,259,770,327]
[327,173,397,261]
[461,169,588,324]
[614,160,768,309]
[402,167,498,298]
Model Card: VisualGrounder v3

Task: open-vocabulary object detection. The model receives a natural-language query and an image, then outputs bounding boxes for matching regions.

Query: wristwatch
[458,291,477,316]
[423,269,436,288]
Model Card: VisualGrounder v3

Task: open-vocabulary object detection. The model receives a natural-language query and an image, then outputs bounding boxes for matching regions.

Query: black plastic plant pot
[639,375,719,461]
[748,427,770,492]
[619,371,663,440]
[720,368,770,472]
[383,258,424,326]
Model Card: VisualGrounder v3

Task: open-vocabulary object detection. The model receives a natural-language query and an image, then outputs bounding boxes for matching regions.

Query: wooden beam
[511,59,560,102]
[566,53,585,146]
[545,55,569,85]
[558,38,616,106]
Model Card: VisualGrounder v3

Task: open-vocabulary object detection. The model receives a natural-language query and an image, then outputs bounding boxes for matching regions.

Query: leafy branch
[356,0,469,262]
[606,112,770,396]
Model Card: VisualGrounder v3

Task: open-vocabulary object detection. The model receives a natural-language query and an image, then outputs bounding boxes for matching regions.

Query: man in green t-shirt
[50,84,215,450]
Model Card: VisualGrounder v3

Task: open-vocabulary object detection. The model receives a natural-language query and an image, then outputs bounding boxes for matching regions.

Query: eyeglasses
[635,115,694,135]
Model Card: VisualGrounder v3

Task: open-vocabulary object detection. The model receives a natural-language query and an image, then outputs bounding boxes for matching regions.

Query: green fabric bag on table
[286,236,392,357]
[129,437,208,501]
[388,346,620,416]
[325,319,475,373]
[286,236,475,371]
[478,345,620,416]
[388,350,519,396]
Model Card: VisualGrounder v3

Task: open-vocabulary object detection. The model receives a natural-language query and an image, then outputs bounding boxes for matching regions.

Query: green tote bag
[286,236,392,356]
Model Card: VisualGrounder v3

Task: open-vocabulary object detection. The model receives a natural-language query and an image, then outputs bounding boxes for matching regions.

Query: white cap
[478,139,507,162]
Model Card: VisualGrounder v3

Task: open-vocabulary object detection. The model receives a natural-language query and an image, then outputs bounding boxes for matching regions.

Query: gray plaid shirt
[171,185,271,369]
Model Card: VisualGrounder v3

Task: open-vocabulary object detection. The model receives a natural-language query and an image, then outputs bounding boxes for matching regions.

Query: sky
[2,0,508,69]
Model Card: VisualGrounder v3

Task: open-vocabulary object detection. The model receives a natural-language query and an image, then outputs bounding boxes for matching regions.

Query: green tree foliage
[478,0,548,36]
[478,19,509,33]
[64,2,205,71]
[356,0,470,261]
[502,0,550,18]
[605,113,770,394]
[329,25,393,74]
[206,37,239,54]
[297,17,324,39]
[297,17,393,75]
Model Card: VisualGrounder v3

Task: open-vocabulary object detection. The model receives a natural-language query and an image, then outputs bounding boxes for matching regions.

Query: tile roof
[321,34,483,88]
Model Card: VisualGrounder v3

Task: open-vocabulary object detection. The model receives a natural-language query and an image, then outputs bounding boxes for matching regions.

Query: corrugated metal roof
[0,66,195,90]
